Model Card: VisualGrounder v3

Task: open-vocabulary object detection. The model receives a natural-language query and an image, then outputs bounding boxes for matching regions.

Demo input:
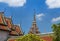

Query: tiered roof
[0,12,10,31]
[10,25,23,36]
[0,12,23,36]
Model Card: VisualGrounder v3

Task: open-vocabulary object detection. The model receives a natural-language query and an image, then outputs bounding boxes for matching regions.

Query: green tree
[15,34,45,41]
[52,23,60,41]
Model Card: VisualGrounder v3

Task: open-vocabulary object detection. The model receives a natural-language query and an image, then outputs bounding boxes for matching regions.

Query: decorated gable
[0,12,7,25]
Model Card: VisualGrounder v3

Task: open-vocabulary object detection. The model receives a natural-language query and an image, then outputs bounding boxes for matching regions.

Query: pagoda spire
[28,10,40,35]
[34,9,36,22]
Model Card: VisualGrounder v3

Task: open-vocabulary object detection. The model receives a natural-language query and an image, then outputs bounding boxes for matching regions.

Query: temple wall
[0,30,9,41]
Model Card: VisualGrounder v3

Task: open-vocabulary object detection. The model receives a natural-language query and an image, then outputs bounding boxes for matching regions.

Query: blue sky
[0,0,60,34]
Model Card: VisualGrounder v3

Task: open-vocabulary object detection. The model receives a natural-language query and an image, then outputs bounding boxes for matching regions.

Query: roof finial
[33,9,36,21]
[20,20,24,35]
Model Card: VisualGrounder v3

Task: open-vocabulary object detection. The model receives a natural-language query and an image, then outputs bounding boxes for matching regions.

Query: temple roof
[0,25,10,31]
[41,36,52,41]
[0,12,23,36]
[9,25,23,36]
[15,25,23,35]
[5,17,13,29]
[0,13,11,31]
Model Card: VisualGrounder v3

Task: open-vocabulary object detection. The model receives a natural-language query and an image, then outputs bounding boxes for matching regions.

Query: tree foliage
[52,23,60,41]
[15,34,45,41]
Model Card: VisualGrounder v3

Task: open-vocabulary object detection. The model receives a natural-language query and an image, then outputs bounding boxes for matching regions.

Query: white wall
[0,30,9,41]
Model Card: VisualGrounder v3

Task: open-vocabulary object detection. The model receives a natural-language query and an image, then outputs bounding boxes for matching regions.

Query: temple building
[28,13,53,41]
[0,12,23,41]
[0,12,53,41]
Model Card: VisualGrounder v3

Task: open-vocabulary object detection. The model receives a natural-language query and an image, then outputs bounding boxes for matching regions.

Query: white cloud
[36,13,45,20]
[45,0,60,8]
[0,0,26,7]
[52,16,60,22]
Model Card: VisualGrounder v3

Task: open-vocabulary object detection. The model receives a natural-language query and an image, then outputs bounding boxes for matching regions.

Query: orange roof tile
[0,25,10,31]
[0,14,3,24]
[5,18,13,29]
[15,25,23,35]
[9,25,19,36]
[16,26,21,34]
[0,13,23,35]
[41,36,52,41]
[9,31,18,36]
[9,25,23,36]
[0,17,13,31]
